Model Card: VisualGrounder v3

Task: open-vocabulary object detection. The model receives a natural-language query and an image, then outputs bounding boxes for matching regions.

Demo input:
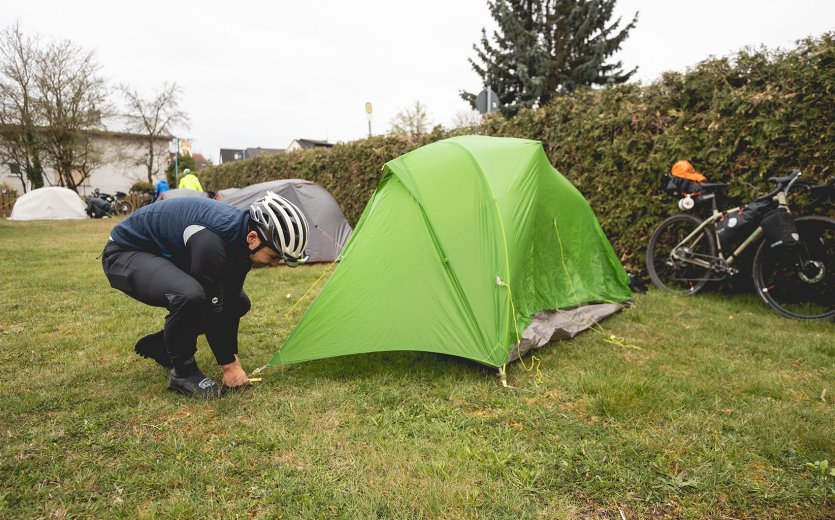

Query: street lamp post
[170,137,180,186]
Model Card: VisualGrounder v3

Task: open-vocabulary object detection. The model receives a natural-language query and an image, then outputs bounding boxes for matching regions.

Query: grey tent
[222,179,352,262]
[216,187,240,200]
[158,188,209,200]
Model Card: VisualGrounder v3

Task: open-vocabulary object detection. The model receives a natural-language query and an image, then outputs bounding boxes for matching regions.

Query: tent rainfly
[216,187,240,200]
[271,136,631,369]
[222,179,352,262]
[157,188,209,200]
[8,187,88,221]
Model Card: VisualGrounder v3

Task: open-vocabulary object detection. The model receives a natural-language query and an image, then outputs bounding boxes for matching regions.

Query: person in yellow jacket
[178,168,203,191]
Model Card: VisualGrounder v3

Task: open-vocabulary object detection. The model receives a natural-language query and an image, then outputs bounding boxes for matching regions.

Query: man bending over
[101,192,309,398]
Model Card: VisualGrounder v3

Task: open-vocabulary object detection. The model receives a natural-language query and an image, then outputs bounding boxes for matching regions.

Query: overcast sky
[2,1,833,163]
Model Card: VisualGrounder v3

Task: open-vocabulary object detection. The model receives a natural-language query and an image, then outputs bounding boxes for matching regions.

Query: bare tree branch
[34,36,110,192]
[389,101,433,141]
[0,21,44,193]
[119,82,189,184]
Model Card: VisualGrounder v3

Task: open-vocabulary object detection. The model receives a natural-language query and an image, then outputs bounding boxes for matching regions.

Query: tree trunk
[147,138,155,184]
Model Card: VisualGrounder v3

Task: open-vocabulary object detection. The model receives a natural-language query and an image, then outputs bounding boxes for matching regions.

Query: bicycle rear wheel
[646,214,717,295]
[753,215,835,320]
[115,200,133,215]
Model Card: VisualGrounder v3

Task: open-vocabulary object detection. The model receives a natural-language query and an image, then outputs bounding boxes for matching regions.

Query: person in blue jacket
[101,192,309,398]
[155,178,170,199]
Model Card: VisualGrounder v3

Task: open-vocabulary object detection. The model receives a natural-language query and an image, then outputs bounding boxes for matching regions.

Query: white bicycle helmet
[249,191,309,266]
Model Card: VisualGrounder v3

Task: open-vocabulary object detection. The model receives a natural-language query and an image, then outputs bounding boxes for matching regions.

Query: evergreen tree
[462,0,637,117]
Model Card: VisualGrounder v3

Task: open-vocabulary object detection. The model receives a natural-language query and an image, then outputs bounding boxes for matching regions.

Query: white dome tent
[8,187,88,221]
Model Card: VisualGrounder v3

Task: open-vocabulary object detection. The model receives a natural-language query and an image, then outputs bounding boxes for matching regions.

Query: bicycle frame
[670,191,791,274]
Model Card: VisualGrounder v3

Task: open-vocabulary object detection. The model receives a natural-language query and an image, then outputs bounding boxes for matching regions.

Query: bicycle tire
[646,214,717,295]
[752,215,835,321]
[117,201,133,215]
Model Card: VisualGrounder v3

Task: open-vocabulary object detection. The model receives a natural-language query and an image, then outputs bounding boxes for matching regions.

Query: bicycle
[646,169,835,321]
[92,188,133,216]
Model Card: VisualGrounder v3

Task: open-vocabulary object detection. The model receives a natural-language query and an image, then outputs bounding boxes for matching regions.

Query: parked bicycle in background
[646,163,834,321]
[91,188,133,215]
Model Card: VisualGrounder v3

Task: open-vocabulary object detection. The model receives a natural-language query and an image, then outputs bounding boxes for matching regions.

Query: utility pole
[365,102,373,137]
[170,137,180,185]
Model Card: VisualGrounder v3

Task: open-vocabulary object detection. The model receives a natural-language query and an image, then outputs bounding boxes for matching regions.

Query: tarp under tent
[272,135,631,369]
[222,179,353,262]
[158,188,209,200]
[8,187,87,221]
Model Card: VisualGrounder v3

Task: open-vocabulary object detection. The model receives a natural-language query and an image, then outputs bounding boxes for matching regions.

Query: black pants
[101,241,250,363]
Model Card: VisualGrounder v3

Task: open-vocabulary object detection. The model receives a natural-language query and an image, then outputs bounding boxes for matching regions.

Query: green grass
[0,218,832,519]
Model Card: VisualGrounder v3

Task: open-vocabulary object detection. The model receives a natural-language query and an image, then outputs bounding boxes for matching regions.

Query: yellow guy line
[249,262,338,380]
[497,277,544,387]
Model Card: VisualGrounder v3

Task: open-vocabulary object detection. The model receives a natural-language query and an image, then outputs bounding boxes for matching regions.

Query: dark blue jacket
[109,197,249,258]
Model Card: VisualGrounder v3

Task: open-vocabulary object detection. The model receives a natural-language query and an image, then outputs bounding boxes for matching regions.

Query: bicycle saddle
[699,182,728,190]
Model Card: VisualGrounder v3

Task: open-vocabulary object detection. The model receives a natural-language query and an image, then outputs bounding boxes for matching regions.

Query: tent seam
[443,141,541,364]
[385,158,493,356]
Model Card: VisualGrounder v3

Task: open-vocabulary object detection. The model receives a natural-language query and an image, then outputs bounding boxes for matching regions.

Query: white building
[1,130,171,196]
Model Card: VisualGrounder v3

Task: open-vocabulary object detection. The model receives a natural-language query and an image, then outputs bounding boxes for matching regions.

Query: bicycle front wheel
[753,215,835,321]
[646,214,717,295]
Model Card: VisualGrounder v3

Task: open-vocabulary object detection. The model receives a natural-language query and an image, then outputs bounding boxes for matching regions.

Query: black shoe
[168,369,227,399]
[134,331,173,369]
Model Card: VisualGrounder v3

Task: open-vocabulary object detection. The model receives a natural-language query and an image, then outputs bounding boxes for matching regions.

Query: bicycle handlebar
[753,169,802,203]
[784,169,801,194]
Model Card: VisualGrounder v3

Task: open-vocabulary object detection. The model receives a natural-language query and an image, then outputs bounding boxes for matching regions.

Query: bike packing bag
[663,174,703,198]
[761,208,800,249]
[716,200,774,252]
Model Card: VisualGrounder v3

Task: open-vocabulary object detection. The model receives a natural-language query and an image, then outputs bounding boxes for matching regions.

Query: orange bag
[671,160,707,182]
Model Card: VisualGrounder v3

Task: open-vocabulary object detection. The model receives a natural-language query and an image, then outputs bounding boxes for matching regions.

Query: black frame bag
[716,200,775,252]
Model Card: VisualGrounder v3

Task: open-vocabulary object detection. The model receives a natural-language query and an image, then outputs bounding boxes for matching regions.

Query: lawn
[0,218,832,519]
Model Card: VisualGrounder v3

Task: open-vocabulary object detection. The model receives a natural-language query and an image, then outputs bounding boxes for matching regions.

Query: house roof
[0,123,172,143]
[191,153,212,169]
[290,138,333,149]
[219,148,244,163]
[245,147,284,157]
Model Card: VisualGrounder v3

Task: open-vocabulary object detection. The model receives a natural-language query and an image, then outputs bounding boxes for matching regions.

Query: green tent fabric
[271,135,631,368]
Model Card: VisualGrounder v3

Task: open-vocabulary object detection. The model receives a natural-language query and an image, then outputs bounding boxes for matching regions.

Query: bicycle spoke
[753,216,835,320]
[647,214,717,295]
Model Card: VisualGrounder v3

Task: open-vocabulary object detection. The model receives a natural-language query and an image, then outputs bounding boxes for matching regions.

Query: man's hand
[221,355,252,389]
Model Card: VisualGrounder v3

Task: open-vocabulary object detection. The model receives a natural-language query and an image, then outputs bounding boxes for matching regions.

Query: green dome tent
[271,136,631,369]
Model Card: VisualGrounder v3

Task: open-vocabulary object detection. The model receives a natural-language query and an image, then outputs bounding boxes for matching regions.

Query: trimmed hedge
[202,132,446,233]
[201,33,835,272]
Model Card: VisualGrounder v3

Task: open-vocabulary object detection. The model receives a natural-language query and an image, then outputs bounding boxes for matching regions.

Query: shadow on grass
[281,350,498,385]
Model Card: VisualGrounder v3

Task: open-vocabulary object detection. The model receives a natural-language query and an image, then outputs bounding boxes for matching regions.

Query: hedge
[201,33,835,273]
